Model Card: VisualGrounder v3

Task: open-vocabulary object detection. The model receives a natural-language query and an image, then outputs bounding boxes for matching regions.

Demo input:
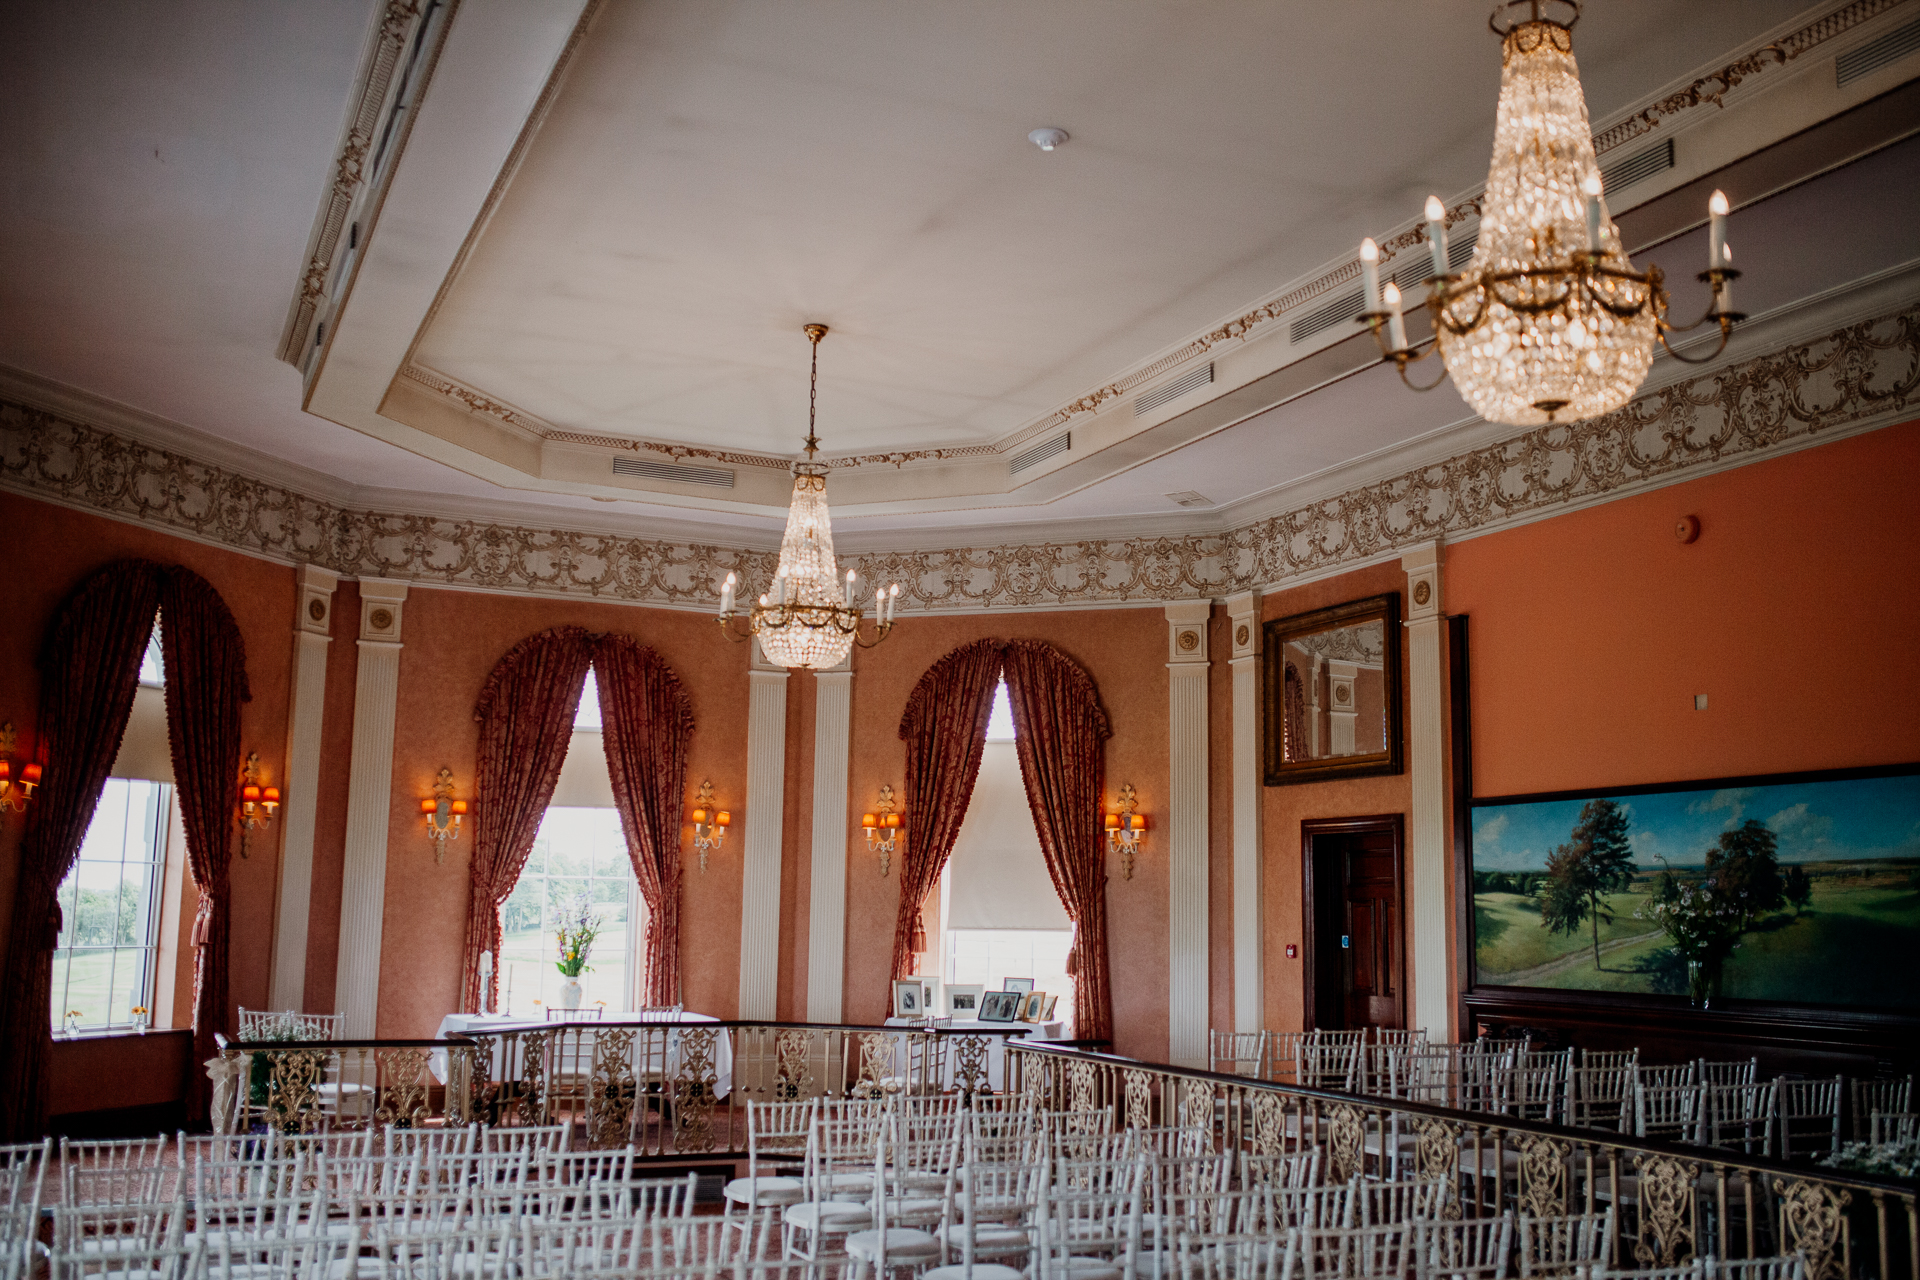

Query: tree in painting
[1537,799,1637,969]
[1706,818,1785,929]
[1782,865,1814,917]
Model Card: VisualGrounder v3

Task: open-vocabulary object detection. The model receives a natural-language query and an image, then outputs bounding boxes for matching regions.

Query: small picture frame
[1002,977,1035,994]
[946,984,985,1017]
[892,979,926,1019]
[978,991,1023,1023]
[1040,994,1059,1021]
[1020,990,1047,1022]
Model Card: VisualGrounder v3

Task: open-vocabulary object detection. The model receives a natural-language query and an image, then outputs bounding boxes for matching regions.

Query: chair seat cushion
[845,1229,941,1261]
[724,1175,804,1206]
[925,1266,1027,1280]
[939,1224,1030,1251]
[1028,1258,1125,1280]
[784,1201,873,1232]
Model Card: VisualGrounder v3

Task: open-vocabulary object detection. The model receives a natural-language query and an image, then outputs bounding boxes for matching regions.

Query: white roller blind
[548,730,616,808]
[945,742,1070,931]
[109,684,174,783]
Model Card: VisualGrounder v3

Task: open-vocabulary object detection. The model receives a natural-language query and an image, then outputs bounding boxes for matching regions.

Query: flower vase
[559,978,583,1010]
[1686,958,1721,1008]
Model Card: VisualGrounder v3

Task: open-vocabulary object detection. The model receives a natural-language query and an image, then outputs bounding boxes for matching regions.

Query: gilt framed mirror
[1262,593,1403,785]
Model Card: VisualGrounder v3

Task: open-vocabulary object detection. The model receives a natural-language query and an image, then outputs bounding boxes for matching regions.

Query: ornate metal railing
[1006,1042,1918,1280]
[213,1021,1035,1155]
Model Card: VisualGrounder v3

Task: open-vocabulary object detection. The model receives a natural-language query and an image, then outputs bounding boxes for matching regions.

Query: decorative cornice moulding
[5,302,1914,616]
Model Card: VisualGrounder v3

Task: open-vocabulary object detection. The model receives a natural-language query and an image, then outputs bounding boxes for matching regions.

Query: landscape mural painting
[1471,768,1920,1010]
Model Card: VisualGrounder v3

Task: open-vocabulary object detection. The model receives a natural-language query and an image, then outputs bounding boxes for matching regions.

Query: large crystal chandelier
[1358,1,1743,425]
[716,324,898,670]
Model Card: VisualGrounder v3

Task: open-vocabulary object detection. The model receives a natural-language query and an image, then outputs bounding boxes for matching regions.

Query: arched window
[50,621,177,1032]
[934,681,1074,1028]
[497,666,645,1012]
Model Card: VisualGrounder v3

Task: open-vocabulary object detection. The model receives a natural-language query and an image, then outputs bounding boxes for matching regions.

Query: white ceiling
[2,0,1908,547]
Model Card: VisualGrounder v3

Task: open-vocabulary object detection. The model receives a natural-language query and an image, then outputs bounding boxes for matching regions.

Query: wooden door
[1303,816,1405,1032]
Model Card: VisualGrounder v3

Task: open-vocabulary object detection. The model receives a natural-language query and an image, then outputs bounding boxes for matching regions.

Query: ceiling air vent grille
[1837,16,1920,86]
[1295,232,1481,345]
[1010,432,1070,474]
[1600,137,1674,194]
[1290,289,1365,344]
[1165,491,1213,508]
[611,457,734,488]
[1133,364,1213,416]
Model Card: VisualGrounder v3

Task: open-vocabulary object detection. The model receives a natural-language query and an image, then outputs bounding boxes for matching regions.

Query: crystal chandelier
[1359,0,1743,425]
[716,324,898,669]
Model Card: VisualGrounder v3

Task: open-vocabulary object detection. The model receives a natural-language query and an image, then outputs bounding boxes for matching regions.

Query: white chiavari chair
[1696,1058,1757,1088]
[1585,1264,1702,1280]
[1267,1034,1311,1087]
[1699,1081,1775,1157]
[60,1136,174,1204]
[1498,1063,1566,1124]
[1634,1081,1702,1145]
[1032,1151,1148,1280]
[1278,1222,1413,1280]
[476,1124,568,1156]
[1514,1209,1612,1279]
[47,1193,188,1260]
[2,1141,51,1280]
[44,1236,206,1280]
[1346,1177,1451,1228]
[1267,1183,1354,1235]
[367,1222,518,1280]
[1237,1149,1321,1191]
[784,1115,879,1278]
[204,1227,355,1280]
[1299,1033,1365,1093]
[1850,1076,1912,1140]
[1122,1128,1215,1161]
[1209,1033,1269,1081]
[1637,1063,1695,1091]
[1773,1077,1842,1161]
[844,1129,945,1280]
[1566,1060,1637,1132]
[1413,1213,1512,1280]
[1711,1256,1807,1280]
[1870,1112,1918,1144]
[937,1138,1045,1268]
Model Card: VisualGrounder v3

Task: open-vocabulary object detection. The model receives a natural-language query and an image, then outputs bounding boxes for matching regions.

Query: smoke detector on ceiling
[1165,491,1213,509]
[1028,127,1069,151]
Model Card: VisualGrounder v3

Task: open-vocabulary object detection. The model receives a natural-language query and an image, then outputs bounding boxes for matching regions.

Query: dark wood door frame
[1301,813,1407,1033]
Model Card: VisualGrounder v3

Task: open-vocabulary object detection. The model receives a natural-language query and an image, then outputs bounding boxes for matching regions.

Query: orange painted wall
[1258,561,1417,1036]
[1448,420,1920,799]
[370,587,753,1039]
[0,493,295,1033]
[840,608,1171,1060]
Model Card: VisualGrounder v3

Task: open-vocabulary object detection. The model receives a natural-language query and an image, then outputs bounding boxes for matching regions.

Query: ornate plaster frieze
[4,304,1915,613]
[277,0,431,364]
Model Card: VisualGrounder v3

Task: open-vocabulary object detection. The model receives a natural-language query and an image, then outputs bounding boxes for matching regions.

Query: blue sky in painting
[1472,775,1920,872]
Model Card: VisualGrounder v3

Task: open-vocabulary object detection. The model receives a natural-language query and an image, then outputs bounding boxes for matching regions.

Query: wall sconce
[862,784,904,877]
[1105,782,1148,880]
[689,778,730,872]
[420,766,466,863]
[236,752,280,858]
[0,724,41,814]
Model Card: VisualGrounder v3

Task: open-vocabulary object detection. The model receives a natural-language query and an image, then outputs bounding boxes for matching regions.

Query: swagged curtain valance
[460,627,694,1012]
[893,638,1115,1042]
[0,560,250,1140]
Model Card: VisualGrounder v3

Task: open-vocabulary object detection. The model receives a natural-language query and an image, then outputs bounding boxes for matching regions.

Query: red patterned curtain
[1001,640,1114,1042]
[0,561,165,1139]
[158,568,252,1128]
[892,639,1005,985]
[460,627,595,1012]
[593,634,693,1006]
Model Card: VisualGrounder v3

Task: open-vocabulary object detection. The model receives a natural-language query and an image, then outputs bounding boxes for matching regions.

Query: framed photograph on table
[1020,991,1047,1022]
[946,984,985,1017]
[1002,977,1035,994]
[1041,995,1059,1021]
[978,991,1022,1023]
[892,979,927,1019]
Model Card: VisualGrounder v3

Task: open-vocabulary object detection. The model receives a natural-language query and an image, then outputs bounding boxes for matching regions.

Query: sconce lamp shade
[1129,814,1147,831]
[691,807,708,824]
[242,785,261,802]
[421,798,438,814]
[884,813,901,829]
[23,764,42,784]
[716,811,730,827]
[862,813,878,829]
[1104,813,1120,830]
[263,787,280,803]
[451,800,467,815]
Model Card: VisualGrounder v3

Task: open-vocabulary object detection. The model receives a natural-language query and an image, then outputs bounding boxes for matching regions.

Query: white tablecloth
[430,1011,733,1099]
[883,1018,1065,1091]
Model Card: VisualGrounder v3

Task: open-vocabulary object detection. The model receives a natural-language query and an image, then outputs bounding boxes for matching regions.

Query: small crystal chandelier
[716,324,899,669]
[1359,0,1743,425]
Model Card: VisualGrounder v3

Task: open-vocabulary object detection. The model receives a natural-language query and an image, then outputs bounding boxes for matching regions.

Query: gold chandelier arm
[1394,350,1453,392]
[1655,315,1736,365]
[852,619,895,649]
[716,614,754,643]
[1429,286,1490,337]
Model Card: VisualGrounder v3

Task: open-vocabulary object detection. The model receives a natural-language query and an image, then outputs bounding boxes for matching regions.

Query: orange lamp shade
[884,813,901,829]
[242,785,261,802]
[0,762,9,782]
[263,787,280,803]
[22,764,39,783]
[1104,813,1120,830]
[716,811,731,827]
[691,807,708,824]
[1130,814,1148,831]
[421,798,438,815]
[862,813,878,829]
[450,800,468,815]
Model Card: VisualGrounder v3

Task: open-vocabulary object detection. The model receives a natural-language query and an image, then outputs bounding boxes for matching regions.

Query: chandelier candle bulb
[1709,190,1729,274]
[1583,173,1603,252]
[1382,282,1408,351]
[844,569,855,609]
[720,573,735,615]
[1718,245,1733,315]
[1359,237,1383,312]
[1424,197,1449,279]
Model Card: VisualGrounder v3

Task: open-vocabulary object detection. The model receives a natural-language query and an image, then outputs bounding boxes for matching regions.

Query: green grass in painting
[1475,875,1920,1009]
